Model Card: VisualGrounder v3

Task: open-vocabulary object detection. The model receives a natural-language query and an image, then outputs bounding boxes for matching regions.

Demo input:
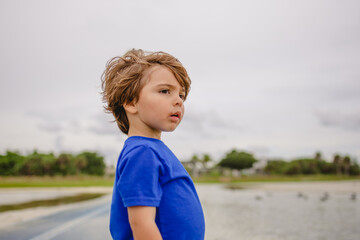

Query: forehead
[143,65,184,90]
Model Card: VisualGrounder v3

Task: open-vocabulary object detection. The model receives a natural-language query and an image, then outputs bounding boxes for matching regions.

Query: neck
[127,128,162,140]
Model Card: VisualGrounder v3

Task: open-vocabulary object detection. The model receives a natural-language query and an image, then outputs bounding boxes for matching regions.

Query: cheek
[139,97,156,111]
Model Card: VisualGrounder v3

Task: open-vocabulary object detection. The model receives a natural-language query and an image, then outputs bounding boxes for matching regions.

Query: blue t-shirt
[110,136,205,240]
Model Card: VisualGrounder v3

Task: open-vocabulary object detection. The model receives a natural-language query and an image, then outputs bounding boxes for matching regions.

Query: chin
[163,127,177,132]
[163,129,176,133]
[161,123,180,133]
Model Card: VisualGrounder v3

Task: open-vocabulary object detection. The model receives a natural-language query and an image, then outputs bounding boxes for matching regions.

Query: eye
[179,93,185,101]
[160,89,170,94]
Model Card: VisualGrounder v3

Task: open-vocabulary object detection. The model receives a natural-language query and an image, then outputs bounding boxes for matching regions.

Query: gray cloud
[27,111,58,122]
[87,112,121,136]
[67,121,83,134]
[246,145,271,156]
[88,122,119,135]
[316,111,360,131]
[37,122,63,133]
[28,111,84,134]
[27,111,64,133]
[179,108,243,138]
[27,109,108,137]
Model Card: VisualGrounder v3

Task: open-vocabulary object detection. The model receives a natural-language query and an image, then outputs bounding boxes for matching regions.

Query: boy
[101,49,205,240]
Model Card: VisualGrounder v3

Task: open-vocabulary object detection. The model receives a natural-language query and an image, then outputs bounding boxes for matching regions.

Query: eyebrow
[155,83,185,92]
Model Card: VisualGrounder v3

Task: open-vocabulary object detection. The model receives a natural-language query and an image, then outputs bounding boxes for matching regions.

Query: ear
[123,102,138,115]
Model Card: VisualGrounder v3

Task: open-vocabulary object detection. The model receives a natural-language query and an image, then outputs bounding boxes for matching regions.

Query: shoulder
[123,139,158,157]
[117,138,168,176]
[118,137,168,169]
[122,136,166,158]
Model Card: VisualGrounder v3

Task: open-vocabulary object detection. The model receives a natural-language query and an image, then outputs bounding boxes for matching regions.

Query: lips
[170,111,182,120]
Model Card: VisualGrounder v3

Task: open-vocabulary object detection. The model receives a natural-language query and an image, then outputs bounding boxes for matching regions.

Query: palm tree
[190,155,200,177]
[201,154,212,170]
[315,152,322,161]
[333,154,342,175]
[343,156,351,176]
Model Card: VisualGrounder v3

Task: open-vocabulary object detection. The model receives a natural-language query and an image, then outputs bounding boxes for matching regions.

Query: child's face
[130,65,185,138]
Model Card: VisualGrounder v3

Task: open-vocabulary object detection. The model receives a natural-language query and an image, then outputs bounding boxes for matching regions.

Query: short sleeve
[117,145,163,207]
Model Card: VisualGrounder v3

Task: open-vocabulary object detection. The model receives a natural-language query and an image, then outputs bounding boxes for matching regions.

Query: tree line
[184,150,360,176]
[2,149,359,177]
[0,150,106,176]
[264,153,360,176]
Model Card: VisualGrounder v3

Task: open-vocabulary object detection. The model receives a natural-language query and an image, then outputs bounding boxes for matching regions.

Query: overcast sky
[0,0,359,165]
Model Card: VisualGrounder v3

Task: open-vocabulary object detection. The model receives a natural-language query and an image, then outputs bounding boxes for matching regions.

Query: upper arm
[127,206,163,240]
[127,206,156,226]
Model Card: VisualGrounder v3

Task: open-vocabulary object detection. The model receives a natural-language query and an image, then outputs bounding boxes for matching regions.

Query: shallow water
[196,184,360,240]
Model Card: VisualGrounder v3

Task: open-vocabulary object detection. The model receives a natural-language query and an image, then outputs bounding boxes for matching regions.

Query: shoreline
[0,186,113,205]
[0,193,112,230]
[0,181,359,229]
[241,180,360,193]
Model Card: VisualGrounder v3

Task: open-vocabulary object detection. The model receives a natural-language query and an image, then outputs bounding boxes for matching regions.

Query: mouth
[170,111,181,119]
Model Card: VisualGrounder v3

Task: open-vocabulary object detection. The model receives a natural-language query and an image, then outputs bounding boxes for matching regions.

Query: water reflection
[196,183,359,240]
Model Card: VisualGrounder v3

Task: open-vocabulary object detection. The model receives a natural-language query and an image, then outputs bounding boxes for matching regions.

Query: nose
[174,95,183,106]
